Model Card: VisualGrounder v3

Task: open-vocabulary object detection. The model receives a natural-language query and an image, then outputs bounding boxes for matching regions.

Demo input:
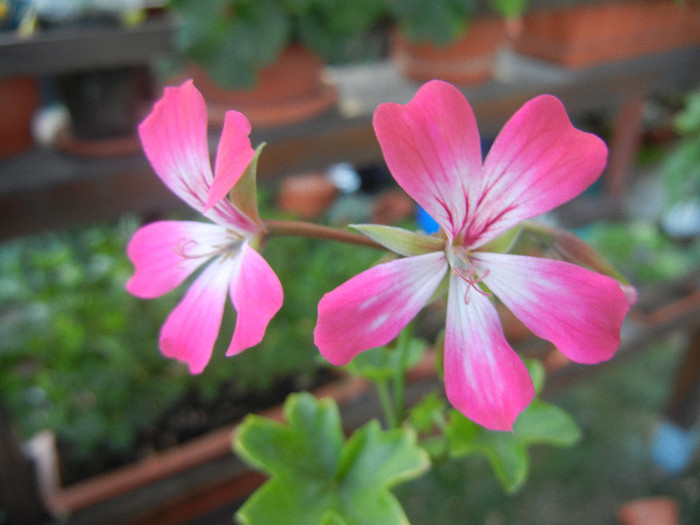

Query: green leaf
[446,383,581,493]
[408,391,447,435]
[234,393,430,525]
[446,410,527,492]
[483,433,529,492]
[513,399,581,447]
[351,224,445,257]
[234,397,342,482]
[336,421,431,523]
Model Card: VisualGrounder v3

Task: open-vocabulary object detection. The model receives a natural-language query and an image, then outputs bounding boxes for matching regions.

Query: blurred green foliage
[0,211,379,461]
[586,221,699,285]
[169,0,385,88]
[389,0,478,46]
[661,89,700,208]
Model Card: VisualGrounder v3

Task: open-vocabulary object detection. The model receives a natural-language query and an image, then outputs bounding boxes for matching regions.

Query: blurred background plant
[0,200,380,482]
[586,89,700,286]
[387,0,479,46]
[658,89,700,242]
[168,0,386,89]
[387,0,529,46]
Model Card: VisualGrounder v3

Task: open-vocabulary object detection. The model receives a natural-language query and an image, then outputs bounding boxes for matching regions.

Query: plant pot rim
[46,374,369,516]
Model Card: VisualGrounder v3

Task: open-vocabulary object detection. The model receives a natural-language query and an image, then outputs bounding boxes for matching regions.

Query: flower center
[174,233,244,264]
[446,246,491,305]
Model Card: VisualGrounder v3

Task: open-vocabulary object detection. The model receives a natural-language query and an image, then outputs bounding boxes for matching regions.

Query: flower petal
[373,80,483,241]
[476,252,629,364]
[205,110,257,211]
[467,95,608,247]
[444,273,534,431]
[125,220,230,298]
[138,80,212,212]
[314,252,448,366]
[159,256,236,374]
[226,242,283,356]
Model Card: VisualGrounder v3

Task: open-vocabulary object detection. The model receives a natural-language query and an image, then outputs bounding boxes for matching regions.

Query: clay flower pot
[186,45,337,128]
[618,496,679,525]
[0,76,39,157]
[277,173,338,219]
[513,0,700,68]
[391,17,505,86]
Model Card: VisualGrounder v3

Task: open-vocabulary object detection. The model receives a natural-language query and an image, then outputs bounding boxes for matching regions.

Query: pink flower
[314,80,630,431]
[126,80,282,374]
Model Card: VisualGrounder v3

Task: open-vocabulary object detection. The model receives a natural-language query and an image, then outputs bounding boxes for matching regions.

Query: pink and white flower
[126,80,282,374]
[314,80,630,431]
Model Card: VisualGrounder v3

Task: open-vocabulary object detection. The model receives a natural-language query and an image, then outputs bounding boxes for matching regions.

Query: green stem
[375,379,398,429]
[263,219,383,249]
[393,324,413,425]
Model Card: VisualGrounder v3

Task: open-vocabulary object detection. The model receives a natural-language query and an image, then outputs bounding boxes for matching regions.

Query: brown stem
[263,219,383,249]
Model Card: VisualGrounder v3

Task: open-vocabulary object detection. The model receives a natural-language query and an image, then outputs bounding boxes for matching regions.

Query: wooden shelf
[2,45,700,240]
[0,15,177,78]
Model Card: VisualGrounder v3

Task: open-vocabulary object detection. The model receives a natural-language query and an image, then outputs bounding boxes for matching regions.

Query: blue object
[416,205,439,234]
[651,421,699,474]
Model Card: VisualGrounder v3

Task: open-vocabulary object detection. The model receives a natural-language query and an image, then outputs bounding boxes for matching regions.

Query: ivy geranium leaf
[446,386,581,493]
[234,392,430,525]
[446,410,529,493]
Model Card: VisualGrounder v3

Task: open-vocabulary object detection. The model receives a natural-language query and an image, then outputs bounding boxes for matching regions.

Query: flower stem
[393,323,413,425]
[375,379,398,429]
[263,220,383,249]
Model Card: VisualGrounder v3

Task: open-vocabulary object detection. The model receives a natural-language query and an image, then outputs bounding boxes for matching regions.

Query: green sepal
[230,143,265,228]
[234,392,430,525]
[351,224,445,257]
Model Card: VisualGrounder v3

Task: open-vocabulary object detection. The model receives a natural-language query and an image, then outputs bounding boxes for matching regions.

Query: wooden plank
[0,16,177,78]
[1,47,700,239]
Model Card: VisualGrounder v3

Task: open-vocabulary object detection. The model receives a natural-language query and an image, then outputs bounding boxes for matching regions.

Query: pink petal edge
[373,80,483,241]
[467,95,608,248]
[138,80,212,212]
[159,256,236,374]
[444,274,534,431]
[226,243,283,356]
[476,252,629,364]
[314,252,448,366]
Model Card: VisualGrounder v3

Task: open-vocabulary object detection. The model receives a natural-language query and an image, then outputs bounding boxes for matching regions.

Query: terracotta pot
[391,17,505,85]
[618,496,679,525]
[514,0,700,68]
[277,173,338,219]
[185,46,337,128]
[0,76,39,157]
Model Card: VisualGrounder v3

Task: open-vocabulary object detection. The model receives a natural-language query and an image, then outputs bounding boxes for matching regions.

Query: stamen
[173,235,244,268]
[447,247,491,305]
[175,238,199,259]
